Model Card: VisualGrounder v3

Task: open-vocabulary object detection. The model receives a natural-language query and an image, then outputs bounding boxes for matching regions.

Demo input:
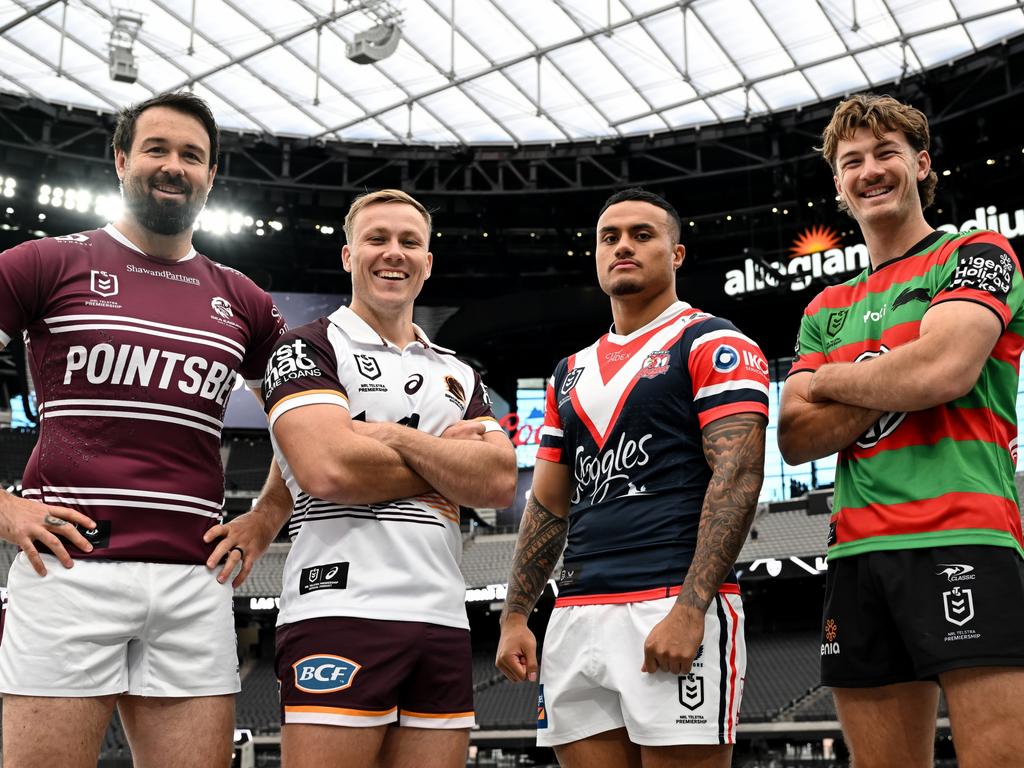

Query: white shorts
[0,553,240,697]
[537,591,745,747]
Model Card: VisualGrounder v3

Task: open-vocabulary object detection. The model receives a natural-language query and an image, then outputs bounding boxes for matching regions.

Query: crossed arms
[779,300,1001,464]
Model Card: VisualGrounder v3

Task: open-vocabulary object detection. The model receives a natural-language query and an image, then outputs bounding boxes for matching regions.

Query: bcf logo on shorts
[293,654,361,693]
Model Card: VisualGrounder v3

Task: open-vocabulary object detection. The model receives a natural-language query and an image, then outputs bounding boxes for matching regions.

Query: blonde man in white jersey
[262,189,517,768]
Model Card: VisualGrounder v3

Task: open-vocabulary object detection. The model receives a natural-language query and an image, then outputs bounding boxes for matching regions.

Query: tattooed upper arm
[676,413,767,613]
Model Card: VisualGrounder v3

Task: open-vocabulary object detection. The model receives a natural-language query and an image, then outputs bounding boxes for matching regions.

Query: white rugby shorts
[0,553,240,697]
[536,591,745,747]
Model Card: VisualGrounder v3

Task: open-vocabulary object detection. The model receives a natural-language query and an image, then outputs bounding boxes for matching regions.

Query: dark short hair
[599,188,683,243]
[112,91,220,168]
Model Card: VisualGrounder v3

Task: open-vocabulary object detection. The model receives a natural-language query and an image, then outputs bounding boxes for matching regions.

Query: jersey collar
[327,305,455,354]
[103,223,198,263]
[607,300,692,343]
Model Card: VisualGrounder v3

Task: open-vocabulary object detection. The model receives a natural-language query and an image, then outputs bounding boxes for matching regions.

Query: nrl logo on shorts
[678,673,704,710]
[942,586,975,627]
[90,269,119,297]
[638,350,670,379]
[354,354,381,380]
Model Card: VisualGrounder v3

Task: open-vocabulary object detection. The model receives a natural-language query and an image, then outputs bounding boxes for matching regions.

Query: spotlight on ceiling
[109,10,143,84]
[346,0,403,64]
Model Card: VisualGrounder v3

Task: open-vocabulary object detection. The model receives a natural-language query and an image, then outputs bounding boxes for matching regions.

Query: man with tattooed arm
[496,188,768,768]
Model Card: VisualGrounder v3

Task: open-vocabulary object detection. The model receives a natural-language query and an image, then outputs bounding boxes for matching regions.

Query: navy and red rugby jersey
[0,225,285,563]
[538,301,769,605]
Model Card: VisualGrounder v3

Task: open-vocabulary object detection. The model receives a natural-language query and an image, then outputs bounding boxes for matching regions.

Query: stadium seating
[224,434,275,492]
[461,534,518,587]
[234,547,289,597]
[475,678,539,730]
[236,658,282,733]
[738,508,830,563]
[741,631,822,722]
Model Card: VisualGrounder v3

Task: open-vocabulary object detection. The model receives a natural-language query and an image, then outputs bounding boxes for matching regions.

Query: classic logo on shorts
[712,344,739,373]
[937,563,976,582]
[638,350,670,379]
[90,269,119,297]
[355,354,381,380]
[942,586,975,627]
[293,654,361,693]
[678,673,704,710]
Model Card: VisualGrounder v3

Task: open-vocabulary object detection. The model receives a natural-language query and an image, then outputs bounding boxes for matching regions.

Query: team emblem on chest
[354,354,381,380]
[638,350,670,379]
[90,270,119,297]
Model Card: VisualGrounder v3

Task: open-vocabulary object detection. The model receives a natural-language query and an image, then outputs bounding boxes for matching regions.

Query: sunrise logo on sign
[790,225,842,258]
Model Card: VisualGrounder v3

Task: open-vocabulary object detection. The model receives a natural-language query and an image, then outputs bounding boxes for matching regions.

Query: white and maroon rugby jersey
[264,306,503,630]
[538,301,769,605]
[0,225,285,563]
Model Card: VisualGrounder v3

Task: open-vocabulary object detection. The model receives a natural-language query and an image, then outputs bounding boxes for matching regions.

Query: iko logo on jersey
[63,344,236,404]
[712,344,739,373]
[299,562,349,595]
[265,340,322,398]
[937,564,976,582]
[572,432,652,505]
[292,654,361,693]
[90,270,119,297]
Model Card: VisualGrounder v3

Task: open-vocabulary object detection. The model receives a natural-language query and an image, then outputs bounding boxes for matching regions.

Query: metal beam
[612,2,1024,125]
[0,0,61,36]
[308,0,686,140]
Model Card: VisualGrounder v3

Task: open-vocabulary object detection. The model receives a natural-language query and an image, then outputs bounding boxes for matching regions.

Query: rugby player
[0,91,289,768]
[779,94,1024,767]
[496,188,767,767]
[263,189,517,768]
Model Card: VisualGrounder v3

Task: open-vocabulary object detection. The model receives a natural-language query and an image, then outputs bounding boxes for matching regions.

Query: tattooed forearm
[501,494,568,623]
[678,413,766,613]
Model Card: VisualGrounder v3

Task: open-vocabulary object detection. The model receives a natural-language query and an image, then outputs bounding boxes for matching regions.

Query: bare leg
[554,728,643,768]
[941,666,1024,768]
[280,723,388,768]
[832,682,939,768]
[118,694,235,768]
[640,744,732,768]
[379,726,470,768]
[2,693,117,768]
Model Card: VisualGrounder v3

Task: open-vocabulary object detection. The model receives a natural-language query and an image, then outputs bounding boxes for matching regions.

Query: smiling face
[342,201,432,317]
[115,106,216,236]
[833,126,931,230]
[595,200,684,301]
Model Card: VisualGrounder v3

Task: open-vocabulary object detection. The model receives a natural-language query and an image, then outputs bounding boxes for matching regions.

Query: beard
[607,276,645,296]
[121,172,206,236]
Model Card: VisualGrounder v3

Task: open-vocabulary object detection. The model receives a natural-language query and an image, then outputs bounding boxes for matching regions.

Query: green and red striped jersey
[789,229,1024,560]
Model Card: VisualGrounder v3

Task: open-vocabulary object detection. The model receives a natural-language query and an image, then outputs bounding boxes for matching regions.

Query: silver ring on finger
[44,515,68,527]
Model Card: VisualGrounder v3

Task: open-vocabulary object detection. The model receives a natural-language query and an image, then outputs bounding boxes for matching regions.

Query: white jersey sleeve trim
[0,328,10,347]
[688,328,756,353]
[269,392,349,428]
[694,379,770,401]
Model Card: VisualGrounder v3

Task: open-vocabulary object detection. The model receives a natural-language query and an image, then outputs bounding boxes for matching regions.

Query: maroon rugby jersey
[0,225,285,563]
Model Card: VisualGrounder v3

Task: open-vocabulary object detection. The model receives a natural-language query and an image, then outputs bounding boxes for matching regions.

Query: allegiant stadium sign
[723,204,1024,297]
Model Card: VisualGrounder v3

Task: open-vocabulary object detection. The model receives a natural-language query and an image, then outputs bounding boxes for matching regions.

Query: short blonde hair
[343,189,432,243]
[820,93,937,212]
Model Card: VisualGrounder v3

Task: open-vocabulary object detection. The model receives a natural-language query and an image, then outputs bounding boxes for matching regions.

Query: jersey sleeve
[464,370,504,433]
[263,321,347,430]
[240,290,288,388]
[537,359,569,465]
[687,320,770,428]
[0,240,47,346]
[928,231,1023,329]
[787,302,828,377]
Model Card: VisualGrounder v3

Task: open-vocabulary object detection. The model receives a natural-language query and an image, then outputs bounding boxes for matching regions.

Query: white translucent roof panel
[0,0,1020,145]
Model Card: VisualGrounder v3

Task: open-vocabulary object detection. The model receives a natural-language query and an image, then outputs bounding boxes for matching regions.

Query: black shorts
[276,616,475,729]
[821,544,1024,687]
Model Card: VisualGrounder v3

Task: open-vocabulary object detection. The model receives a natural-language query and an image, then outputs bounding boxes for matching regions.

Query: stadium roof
[1,0,1022,146]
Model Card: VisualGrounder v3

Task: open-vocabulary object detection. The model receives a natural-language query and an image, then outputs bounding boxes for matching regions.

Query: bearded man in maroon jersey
[0,92,290,768]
